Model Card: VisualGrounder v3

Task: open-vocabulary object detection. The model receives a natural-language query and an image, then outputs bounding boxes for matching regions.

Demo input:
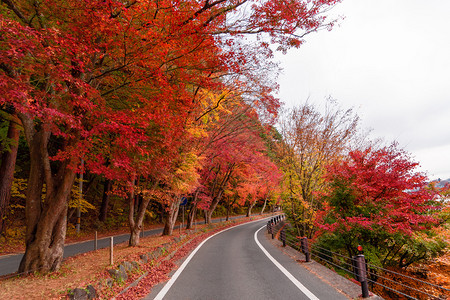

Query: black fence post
[280,228,286,247]
[300,237,311,262]
[352,254,370,298]
[267,221,272,235]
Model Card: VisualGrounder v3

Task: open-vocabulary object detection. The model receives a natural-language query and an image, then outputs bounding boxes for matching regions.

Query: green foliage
[437,203,450,224]
[212,205,226,217]
[396,232,447,268]
[316,226,447,271]
[0,118,9,149]
[102,207,129,228]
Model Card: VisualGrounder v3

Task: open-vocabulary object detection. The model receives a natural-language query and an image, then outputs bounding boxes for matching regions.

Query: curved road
[146,219,348,300]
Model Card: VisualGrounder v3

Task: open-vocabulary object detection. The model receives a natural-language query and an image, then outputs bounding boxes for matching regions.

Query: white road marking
[153,217,272,300]
[254,226,319,300]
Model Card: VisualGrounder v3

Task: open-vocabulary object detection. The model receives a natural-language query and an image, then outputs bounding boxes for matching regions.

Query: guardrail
[267,216,450,300]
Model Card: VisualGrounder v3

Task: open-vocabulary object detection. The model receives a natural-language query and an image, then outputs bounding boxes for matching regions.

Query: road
[0,215,245,277]
[146,219,348,300]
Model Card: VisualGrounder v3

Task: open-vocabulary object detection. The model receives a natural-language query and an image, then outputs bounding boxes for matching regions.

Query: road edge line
[254,226,319,300]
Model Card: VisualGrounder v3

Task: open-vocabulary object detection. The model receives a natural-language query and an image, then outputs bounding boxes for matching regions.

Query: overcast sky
[276,0,450,180]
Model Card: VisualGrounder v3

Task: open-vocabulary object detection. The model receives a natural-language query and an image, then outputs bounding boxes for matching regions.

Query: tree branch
[2,0,29,25]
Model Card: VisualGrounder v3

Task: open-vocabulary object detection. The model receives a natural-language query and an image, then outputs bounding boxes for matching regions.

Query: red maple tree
[315,144,442,266]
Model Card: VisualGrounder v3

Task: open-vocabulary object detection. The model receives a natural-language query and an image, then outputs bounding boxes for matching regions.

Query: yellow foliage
[68,178,96,213]
[171,151,200,195]
[145,210,157,219]
[11,178,27,199]
[10,177,95,213]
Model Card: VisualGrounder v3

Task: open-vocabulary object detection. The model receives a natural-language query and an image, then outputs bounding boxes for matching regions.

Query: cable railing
[365,269,440,300]
[367,277,419,300]
[267,217,449,300]
[368,263,449,292]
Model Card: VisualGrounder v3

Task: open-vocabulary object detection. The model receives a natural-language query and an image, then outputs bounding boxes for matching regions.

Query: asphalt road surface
[0,215,245,277]
[146,219,348,300]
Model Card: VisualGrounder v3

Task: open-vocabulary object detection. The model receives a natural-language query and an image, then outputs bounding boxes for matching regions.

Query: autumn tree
[235,155,281,217]
[315,144,446,268]
[278,100,359,237]
[195,94,277,223]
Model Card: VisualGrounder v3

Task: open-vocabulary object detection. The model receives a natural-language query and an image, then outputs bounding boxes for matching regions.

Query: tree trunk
[18,117,78,274]
[129,224,140,247]
[98,179,112,222]
[128,181,158,246]
[129,194,151,246]
[159,205,164,223]
[206,191,223,224]
[186,203,197,229]
[260,196,268,215]
[19,201,69,273]
[0,115,21,235]
[226,197,237,221]
[127,178,139,246]
[205,163,234,224]
[246,201,255,217]
[186,190,200,229]
[163,197,181,236]
[205,210,211,224]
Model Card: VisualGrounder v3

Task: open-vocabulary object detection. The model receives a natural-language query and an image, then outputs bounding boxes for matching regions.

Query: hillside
[435,178,450,188]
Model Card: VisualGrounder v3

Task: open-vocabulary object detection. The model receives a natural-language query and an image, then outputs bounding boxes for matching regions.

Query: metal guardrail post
[280,228,286,247]
[300,237,311,262]
[352,253,369,298]
[267,221,272,235]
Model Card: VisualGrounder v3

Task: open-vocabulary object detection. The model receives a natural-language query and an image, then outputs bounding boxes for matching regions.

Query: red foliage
[319,144,439,236]
[1,0,343,188]
[1,0,344,271]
